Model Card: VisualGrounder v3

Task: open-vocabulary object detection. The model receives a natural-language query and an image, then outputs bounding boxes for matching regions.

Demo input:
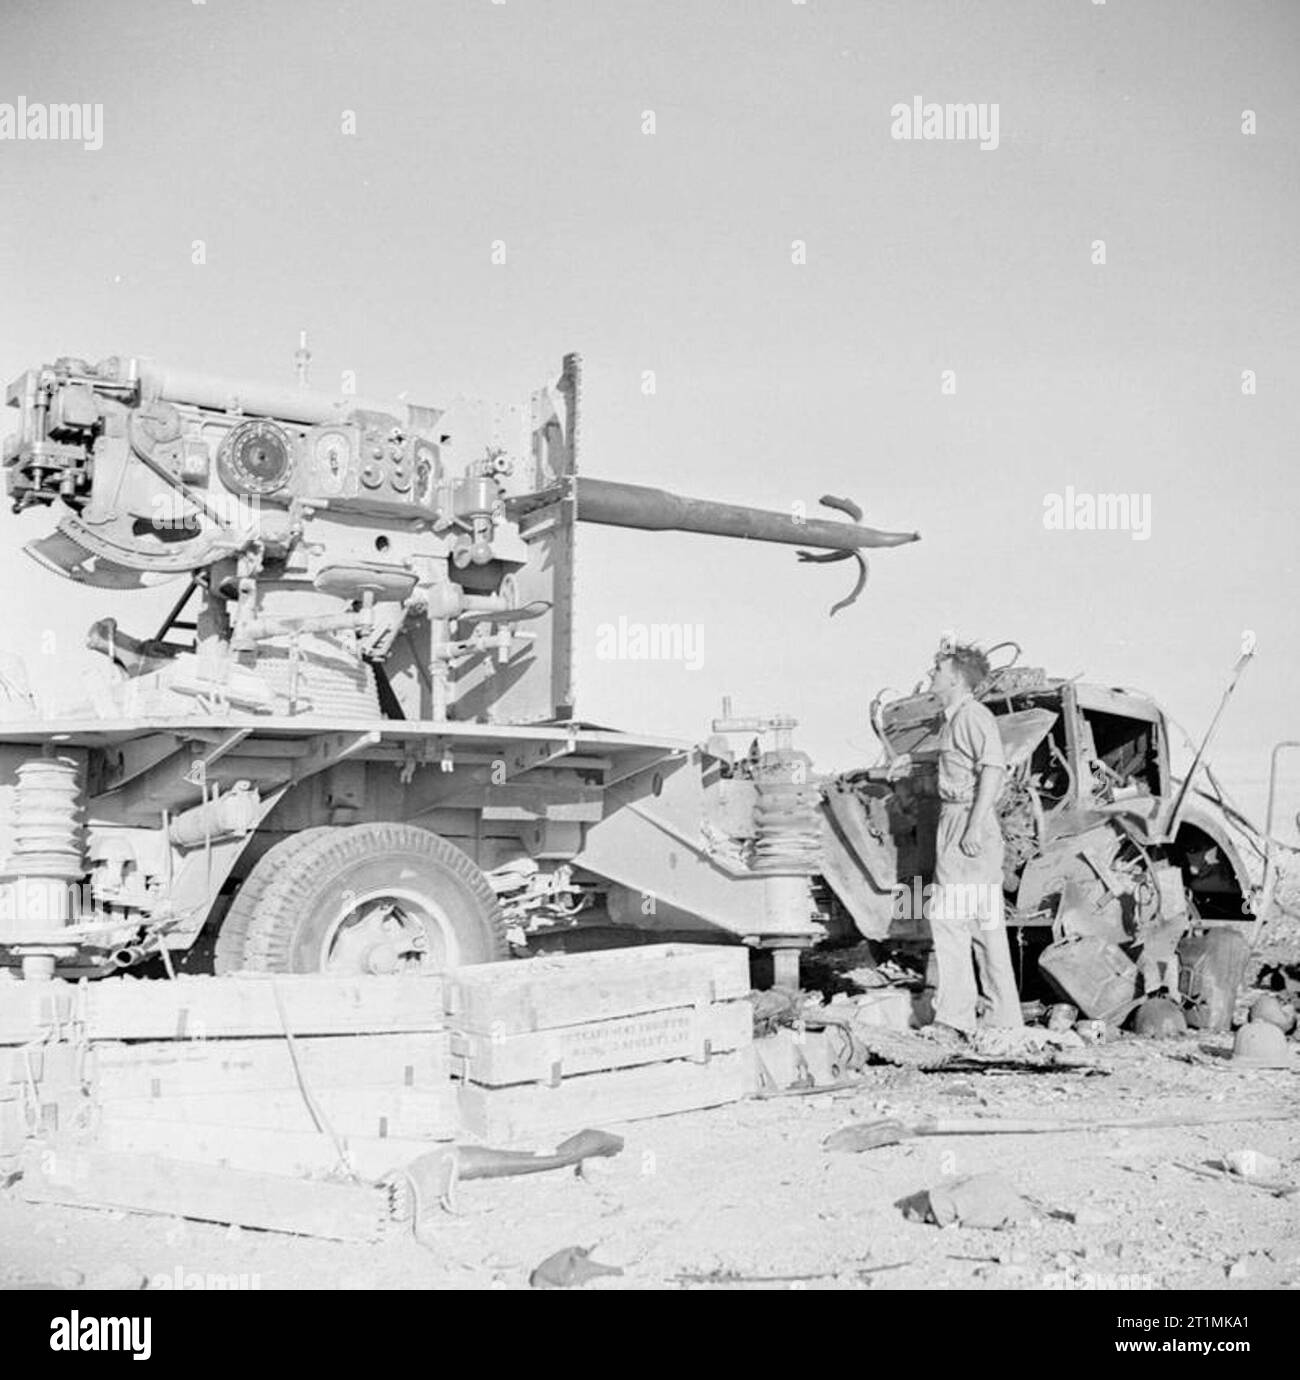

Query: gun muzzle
[571,478,919,551]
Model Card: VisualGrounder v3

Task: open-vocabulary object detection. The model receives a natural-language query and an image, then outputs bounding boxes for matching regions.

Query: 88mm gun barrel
[570,477,919,551]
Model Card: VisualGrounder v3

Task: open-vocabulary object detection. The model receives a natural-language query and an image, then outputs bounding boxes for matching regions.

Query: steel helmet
[1131,996,1188,1039]
[1249,993,1297,1035]
[1232,1021,1292,1068]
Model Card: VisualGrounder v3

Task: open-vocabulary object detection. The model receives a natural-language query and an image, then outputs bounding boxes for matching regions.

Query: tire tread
[235,823,508,973]
[213,826,335,975]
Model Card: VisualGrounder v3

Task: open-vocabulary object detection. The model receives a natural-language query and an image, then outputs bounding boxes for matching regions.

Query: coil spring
[12,757,84,879]
[751,750,823,873]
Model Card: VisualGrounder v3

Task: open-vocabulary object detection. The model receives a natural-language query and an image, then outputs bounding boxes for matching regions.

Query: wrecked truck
[820,649,1264,1012]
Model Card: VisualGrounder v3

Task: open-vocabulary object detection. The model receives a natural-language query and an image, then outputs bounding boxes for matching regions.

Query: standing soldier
[923,642,1023,1042]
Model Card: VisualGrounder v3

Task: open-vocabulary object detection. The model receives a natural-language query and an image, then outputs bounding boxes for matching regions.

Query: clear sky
[0,0,1296,828]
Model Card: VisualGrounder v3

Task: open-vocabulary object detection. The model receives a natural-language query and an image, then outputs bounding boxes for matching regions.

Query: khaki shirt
[937,696,1005,804]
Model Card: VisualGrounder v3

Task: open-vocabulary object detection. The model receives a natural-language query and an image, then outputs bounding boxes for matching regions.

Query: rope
[268,978,359,1183]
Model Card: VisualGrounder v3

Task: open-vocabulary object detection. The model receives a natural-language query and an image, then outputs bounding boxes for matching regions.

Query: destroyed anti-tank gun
[0,350,917,979]
[5,352,915,721]
[819,643,1265,1022]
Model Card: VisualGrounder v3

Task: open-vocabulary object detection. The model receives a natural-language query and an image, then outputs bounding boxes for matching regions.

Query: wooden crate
[98,1085,459,1141]
[447,945,753,1144]
[95,1117,444,1182]
[18,1146,389,1242]
[5,951,757,1162]
[0,1035,91,1169]
[0,975,456,1176]
[0,1085,89,1154]
[90,1032,449,1101]
[445,943,750,1034]
[0,1042,85,1088]
[0,1100,26,1157]
[458,1050,748,1143]
[452,999,751,1086]
[0,984,79,1043]
[0,973,447,1043]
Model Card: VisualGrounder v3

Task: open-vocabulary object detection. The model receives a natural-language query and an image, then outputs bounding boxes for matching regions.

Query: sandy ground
[3,904,1298,1293]
[0,1022,1296,1292]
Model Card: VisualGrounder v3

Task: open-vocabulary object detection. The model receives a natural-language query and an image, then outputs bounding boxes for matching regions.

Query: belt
[939,795,973,806]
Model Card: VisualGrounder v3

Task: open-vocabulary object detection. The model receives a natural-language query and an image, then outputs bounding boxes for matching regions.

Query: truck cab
[820,657,1262,968]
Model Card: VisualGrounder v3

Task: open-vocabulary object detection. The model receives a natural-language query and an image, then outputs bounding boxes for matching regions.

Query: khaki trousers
[929,802,1023,1035]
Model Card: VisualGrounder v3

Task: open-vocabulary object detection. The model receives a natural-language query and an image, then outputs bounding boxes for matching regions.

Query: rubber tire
[213,826,335,975]
[231,823,509,974]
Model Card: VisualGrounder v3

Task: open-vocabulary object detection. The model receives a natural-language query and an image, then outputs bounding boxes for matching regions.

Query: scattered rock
[54,1267,84,1289]
[1067,1205,1110,1227]
[1226,1256,1251,1280]
[528,1245,624,1289]
[899,1173,1037,1231]
[1221,1148,1284,1182]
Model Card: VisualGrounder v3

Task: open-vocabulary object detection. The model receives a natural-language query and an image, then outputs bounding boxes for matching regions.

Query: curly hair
[941,643,991,693]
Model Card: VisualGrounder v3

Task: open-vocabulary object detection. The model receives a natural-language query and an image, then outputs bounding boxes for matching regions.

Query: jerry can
[1177,926,1250,1031]
[1037,932,1140,1021]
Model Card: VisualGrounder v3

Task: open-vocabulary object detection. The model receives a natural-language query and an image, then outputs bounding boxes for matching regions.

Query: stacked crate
[0,973,456,1182]
[0,974,91,1176]
[3,945,757,1173]
[446,943,754,1144]
[0,1036,86,1177]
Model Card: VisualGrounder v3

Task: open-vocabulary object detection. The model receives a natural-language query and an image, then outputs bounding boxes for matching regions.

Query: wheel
[213,826,334,975]
[219,823,509,975]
